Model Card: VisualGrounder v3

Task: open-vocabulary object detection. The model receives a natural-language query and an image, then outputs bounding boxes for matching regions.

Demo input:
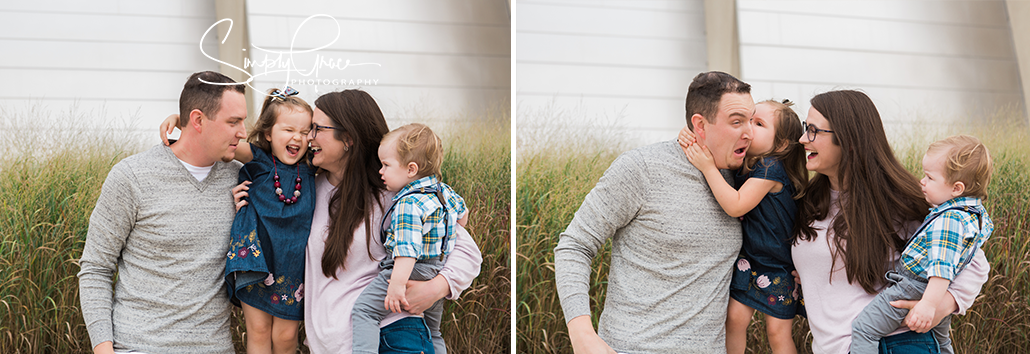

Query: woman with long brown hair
[791,90,988,353]
[302,90,482,354]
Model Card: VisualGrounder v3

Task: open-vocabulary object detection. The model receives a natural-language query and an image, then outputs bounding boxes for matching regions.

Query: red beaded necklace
[272,157,302,204]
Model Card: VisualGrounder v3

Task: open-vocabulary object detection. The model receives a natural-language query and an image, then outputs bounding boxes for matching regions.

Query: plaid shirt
[384,176,467,260]
[901,197,993,281]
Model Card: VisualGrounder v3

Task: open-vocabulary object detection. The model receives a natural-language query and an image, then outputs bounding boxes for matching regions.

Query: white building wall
[0,0,220,144]
[516,0,708,148]
[737,0,1022,141]
[243,0,510,128]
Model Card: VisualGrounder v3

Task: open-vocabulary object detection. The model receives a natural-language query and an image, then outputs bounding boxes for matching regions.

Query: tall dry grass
[0,104,510,353]
[515,110,1030,353]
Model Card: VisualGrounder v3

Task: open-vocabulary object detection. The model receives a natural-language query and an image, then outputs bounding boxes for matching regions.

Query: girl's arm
[683,144,780,218]
[159,114,254,163]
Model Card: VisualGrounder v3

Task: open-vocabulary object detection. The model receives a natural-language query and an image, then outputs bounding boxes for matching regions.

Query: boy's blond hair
[382,123,443,179]
[926,135,992,199]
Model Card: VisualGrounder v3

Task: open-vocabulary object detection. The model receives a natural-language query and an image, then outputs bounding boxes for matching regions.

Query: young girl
[678,99,807,354]
[160,87,315,354]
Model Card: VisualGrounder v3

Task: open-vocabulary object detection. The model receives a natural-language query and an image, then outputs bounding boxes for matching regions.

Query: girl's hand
[385,282,409,314]
[160,114,180,146]
[232,181,251,212]
[684,143,716,172]
[677,125,697,155]
[904,299,936,332]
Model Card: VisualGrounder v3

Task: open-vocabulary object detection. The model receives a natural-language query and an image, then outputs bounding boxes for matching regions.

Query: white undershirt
[178,159,213,182]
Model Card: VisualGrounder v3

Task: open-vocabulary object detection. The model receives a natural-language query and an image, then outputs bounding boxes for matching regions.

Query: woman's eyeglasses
[309,124,343,139]
[803,122,834,142]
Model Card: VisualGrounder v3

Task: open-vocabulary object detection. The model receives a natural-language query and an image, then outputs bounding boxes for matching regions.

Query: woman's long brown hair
[793,90,929,294]
[315,90,389,279]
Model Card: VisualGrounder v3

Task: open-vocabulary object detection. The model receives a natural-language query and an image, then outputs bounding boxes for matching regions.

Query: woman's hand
[160,114,180,146]
[402,275,450,315]
[890,293,959,333]
[232,181,251,212]
[903,299,937,332]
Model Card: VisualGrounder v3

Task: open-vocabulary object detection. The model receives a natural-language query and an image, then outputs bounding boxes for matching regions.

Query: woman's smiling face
[801,107,842,188]
[308,108,349,182]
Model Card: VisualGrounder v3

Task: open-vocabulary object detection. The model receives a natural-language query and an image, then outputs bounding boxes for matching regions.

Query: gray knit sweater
[554,140,742,353]
[78,144,242,353]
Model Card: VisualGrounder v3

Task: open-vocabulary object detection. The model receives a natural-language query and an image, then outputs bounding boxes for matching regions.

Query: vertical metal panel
[737,0,1021,142]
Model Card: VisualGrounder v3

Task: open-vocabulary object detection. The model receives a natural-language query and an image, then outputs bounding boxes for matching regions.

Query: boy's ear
[951,181,966,197]
[407,162,419,178]
[691,114,707,144]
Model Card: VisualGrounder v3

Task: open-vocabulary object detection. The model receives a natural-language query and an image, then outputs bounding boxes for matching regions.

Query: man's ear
[951,181,966,197]
[189,109,205,132]
[691,114,707,144]
[407,162,419,178]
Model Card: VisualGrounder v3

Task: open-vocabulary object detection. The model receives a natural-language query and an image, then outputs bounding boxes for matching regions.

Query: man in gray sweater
[78,71,247,354]
[555,71,755,353]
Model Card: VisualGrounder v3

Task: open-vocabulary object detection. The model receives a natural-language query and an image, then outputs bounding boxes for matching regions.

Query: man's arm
[77,163,139,352]
[554,151,647,353]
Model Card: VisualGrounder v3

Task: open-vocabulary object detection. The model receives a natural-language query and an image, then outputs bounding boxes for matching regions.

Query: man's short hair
[684,71,751,130]
[178,71,246,127]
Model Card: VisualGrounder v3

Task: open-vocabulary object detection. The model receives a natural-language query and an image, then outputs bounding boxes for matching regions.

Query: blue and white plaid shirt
[901,197,993,281]
[384,176,467,260]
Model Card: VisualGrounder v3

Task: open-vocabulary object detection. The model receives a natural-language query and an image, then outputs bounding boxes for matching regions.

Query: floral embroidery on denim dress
[728,157,805,320]
[224,147,314,321]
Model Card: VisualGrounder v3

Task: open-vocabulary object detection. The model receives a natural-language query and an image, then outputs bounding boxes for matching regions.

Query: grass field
[0,106,511,353]
[516,113,1030,353]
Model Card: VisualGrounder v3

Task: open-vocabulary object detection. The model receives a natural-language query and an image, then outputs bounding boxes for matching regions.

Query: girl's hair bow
[270,86,299,101]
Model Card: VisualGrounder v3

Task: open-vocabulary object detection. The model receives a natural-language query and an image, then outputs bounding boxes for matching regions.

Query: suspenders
[380,184,452,259]
[906,205,982,248]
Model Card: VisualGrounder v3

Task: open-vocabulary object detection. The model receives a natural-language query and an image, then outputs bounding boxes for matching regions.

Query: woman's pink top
[791,190,989,354]
[303,173,483,353]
